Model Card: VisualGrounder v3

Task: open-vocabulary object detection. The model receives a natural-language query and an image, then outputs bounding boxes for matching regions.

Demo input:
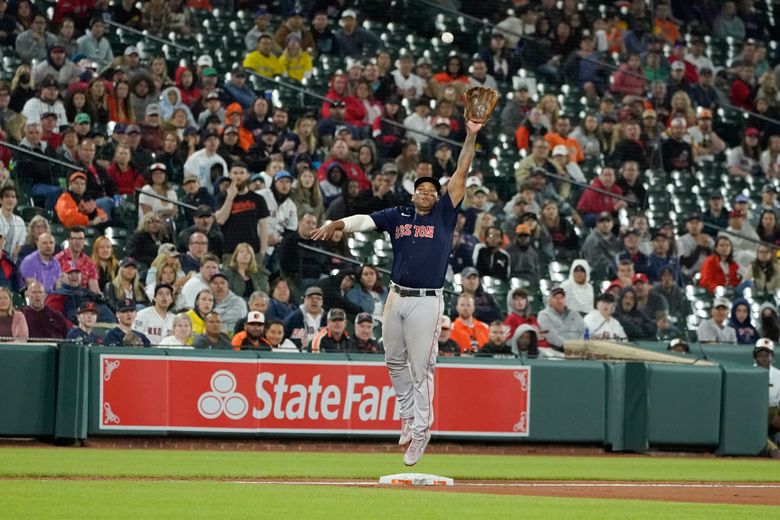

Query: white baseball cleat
[403,430,431,466]
[398,417,414,446]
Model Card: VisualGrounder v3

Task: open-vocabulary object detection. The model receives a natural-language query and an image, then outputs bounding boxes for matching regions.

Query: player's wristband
[340,214,376,233]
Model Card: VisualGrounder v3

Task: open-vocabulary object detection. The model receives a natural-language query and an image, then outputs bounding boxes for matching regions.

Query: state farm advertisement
[98,355,531,437]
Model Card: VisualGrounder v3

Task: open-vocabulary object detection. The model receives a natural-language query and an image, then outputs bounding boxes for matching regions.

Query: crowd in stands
[2,0,780,364]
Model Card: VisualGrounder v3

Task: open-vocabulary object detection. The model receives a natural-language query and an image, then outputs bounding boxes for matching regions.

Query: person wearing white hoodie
[583,293,628,341]
[560,259,594,315]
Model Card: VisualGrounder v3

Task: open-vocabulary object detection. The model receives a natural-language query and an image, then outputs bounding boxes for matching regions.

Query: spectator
[0,187,24,262]
[576,167,625,226]
[104,299,151,346]
[232,290,269,334]
[661,117,694,173]
[76,18,113,69]
[193,311,232,350]
[471,226,510,281]
[730,298,759,345]
[127,213,168,268]
[133,283,175,344]
[181,253,220,308]
[728,128,762,177]
[215,162,269,257]
[158,313,194,347]
[478,321,513,356]
[686,109,726,163]
[277,213,330,289]
[15,13,56,64]
[107,142,144,196]
[345,264,386,320]
[178,232,209,275]
[21,281,68,341]
[267,278,297,323]
[647,231,680,283]
[633,273,669,322]
[65,302,100,344]
[258,170,298,263]
[435,315,459,357]
[747,244,780,292]
[310,307,356,353]
[538,201,580,251]
[351,312,380,353]
[582,212,621,278]
[224,242,269,300]
[18,232,60,293]
[230,309,267,350]
[611,53,647,97]
[713,1,746,40]
[450,293,490,354]
[279,34,313,83]
[505,224,540,284]
[611,228,651,278]
[537,287,585,350]
[104,257,147,312]
[720,209,760,266]
[209,271,247,334]
[284,286,327,350]
[752,338,780,456]
[177,204,222,257]
[583,293,627,341]
[560,260,594,315]
[53,227,100,295]
[243,34,283,79]
[335,9,381,59]
[310,10,339,57]
[503,288,542,340]
[459,267,502,324]
[16,120,61,210]
[54,171,109,229]
[614,286,657,340]
[697,297,738,343]
[653,266,689,323]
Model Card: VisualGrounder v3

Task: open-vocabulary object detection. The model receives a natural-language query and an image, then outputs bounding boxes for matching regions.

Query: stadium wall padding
[0,344,770,456]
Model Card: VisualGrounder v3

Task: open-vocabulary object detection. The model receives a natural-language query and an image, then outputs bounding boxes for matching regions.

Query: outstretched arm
[447,121,483,207]
[310,214,377,241]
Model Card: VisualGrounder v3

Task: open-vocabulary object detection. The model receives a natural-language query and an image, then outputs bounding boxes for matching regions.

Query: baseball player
[312,121,483,465]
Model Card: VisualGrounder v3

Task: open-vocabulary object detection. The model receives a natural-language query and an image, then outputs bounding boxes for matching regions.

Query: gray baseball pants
[383,285,443,439]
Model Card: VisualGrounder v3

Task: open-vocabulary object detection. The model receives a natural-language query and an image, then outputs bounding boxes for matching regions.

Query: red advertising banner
[99,355,531,437]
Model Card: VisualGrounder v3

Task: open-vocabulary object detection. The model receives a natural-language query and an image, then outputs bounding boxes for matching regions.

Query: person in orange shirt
[544,116,584,163]
[54,171,108,228]
[231,311,268,350]
[653,3,680,46]
[449,293,490,353]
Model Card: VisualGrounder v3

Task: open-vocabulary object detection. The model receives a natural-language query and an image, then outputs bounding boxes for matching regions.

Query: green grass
[1,480,775,520]
[1,447,779,482]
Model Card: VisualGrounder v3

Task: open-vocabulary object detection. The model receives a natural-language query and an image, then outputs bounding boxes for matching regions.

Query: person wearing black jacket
[277,213,330,292]
[313,269,364,321]
[16,121,60,209]
[608,120,649,171]
[615,160,647,213]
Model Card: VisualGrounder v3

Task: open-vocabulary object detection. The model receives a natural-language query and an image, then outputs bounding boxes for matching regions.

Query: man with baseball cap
[310,308,355,353]
[437,315,460,356]
[754,338,780,457]
[335,9,381,59]
[54,172,109,228]
[685,108,725,162]
[284,286,327,350]
[582,212,621,277]
[65,302,102,344]
[352,312,380,353]
[105,299,150,347]
[537,287,585,350]
[22,74,67,128]
[230,311,267,350]
[34,43,83,89]
[696,297,737,343]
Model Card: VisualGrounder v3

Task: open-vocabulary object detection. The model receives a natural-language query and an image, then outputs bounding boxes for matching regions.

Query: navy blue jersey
[370,191,461,289]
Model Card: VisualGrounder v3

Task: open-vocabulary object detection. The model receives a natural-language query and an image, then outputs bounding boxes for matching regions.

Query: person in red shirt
[576,166,626,227]
[729,64,755,111]
[53,225,101,294]
[699,236,741,293]
[450,293,489,353]
[106,143,144,195]
[316,138,370,190]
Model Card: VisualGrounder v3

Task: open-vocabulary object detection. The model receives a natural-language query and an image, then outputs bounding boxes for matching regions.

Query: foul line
[230,481,780,489]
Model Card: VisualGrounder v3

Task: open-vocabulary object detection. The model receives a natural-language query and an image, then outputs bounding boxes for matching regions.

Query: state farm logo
[198,370,249,420]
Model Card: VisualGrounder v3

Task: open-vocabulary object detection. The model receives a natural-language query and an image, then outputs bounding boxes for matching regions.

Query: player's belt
[390,284,442,298]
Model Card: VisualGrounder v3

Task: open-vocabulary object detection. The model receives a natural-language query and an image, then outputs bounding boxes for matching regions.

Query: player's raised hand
[465,120,483,134]
[310,220,344,241]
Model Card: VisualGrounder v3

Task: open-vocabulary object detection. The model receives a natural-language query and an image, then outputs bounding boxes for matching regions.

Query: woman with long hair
[747,244,780,292]
[699,236,741,293]
[86,78,109,126]
[185,289,214,336]
[597,116,620,157]
[373,95,406,159]
[158,313,194,347]
[9,64,35,112]
[64,89,88,122]
[667,91,696,127]
[0,286,27,342]
[538,201,579,251]
[105,258,148,311]
[537,94,561,131]
[107,144,144,196]
[266,278,297,322]
[174,65,200,108]
[138,164,178,221]
[149,56,173,89]
[394,139,420,179]
[146,262,186,310]
[156,131,185,184]
[107,79,134,124]
[262,319,298,350]
[92,236,119,290]
[127,213,169,268]
[346,79,379,129]
[728,128,763,177]
[357,140,378,179]
[224,242,269,299]
[346,264,386,319]
[757,210,780,245]
[290,167,325,223]
[293,113,318,156]
[128,72,157,122]
[431,55,469,95]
